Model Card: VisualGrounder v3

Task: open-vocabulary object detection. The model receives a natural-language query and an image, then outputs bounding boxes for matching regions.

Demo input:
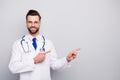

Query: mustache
[29,26,37,28]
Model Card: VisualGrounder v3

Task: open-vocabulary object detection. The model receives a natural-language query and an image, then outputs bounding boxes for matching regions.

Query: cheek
[35,24,40,28]
[27,23,31,28]
[38,24,41,27]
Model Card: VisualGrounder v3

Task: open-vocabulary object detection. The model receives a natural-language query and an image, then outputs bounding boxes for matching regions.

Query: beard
[27,26,39,34]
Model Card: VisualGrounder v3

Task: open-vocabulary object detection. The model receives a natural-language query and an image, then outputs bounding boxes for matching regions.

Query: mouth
[30,26,37,30]
[30,26,36,28]
[30,28,37,32]
[28,26,39,34]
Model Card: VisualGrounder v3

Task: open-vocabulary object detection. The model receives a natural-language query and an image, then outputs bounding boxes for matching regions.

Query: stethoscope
[20,35,45,53]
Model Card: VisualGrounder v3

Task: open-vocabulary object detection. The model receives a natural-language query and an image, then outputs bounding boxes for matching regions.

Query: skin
[26,15,80,64]
[26,15,40,37]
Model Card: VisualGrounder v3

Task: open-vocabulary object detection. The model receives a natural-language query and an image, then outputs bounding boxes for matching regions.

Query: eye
[27,21,32,23]
[34,21,39,24]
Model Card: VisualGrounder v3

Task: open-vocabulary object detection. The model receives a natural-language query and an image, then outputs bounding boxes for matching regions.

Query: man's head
[26,9,41,36]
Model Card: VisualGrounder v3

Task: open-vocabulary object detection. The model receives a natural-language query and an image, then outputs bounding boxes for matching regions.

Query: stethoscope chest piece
[40,48,45,52]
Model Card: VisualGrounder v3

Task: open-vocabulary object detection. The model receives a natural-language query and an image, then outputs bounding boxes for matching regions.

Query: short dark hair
[26,9,41,20]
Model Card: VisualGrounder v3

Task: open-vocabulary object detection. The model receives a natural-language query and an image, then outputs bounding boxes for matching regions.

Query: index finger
[44,50,51,55]
[74,48,80,51]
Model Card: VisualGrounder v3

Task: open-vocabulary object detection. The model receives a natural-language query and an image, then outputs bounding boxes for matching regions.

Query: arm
[49,42,80,70]
[49,42,69,70]
[8,41,35,74]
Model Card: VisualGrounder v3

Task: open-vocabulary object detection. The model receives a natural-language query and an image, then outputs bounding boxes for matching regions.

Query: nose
[32,23,35,26]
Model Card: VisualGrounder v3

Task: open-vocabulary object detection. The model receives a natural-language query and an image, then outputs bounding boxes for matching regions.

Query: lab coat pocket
[21,53,34,65]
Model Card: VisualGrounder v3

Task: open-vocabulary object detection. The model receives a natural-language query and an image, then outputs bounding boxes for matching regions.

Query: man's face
[26,15,40,34]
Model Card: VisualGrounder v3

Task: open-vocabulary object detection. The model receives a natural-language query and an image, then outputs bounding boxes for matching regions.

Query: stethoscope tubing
[20,35,45,53]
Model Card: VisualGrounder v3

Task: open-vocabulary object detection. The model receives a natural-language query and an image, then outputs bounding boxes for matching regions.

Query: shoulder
[45,38,54,45]
[12,36,24,46]
[13,39,21,45]
[44,37,55,47]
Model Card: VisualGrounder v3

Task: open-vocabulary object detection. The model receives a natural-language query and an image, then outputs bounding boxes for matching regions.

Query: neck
[29,32,40,37]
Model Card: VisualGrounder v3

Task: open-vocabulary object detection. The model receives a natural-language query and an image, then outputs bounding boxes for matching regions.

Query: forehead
[27,15,40,21]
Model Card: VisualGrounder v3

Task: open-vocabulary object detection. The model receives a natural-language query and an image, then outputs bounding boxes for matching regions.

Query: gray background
[0,0,120,80]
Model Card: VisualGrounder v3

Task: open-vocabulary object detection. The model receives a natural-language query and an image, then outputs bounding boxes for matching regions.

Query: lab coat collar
[26,33,44,42]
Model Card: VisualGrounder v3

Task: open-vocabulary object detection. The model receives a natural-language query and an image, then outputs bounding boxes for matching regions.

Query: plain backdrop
[0,0,120,80]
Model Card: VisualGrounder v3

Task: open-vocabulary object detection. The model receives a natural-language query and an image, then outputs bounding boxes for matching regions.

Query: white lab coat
[8,34,69,80]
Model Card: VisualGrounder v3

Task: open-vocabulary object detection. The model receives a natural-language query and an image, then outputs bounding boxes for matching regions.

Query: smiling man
[8,9,80,80]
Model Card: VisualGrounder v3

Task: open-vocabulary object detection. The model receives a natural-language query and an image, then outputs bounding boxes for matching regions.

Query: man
[8,9,80,80]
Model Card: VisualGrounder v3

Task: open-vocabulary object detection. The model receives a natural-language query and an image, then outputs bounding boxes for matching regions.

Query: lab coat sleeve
[8,41,35,74]
[49,41,70,70]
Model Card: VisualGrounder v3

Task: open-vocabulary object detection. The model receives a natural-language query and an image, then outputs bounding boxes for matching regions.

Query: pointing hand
[66,48,80,62]
[34,50,51,64]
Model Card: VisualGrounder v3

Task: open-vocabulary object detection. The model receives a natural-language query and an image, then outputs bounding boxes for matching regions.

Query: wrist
[34,58,37,64]
[66,57,71,62]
